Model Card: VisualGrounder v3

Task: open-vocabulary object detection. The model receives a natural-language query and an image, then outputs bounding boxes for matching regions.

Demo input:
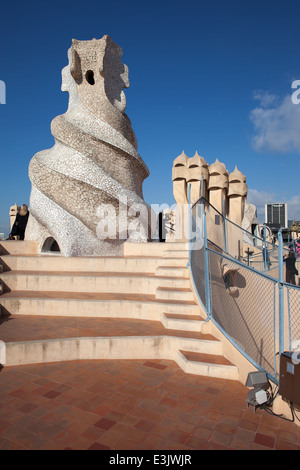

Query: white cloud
[250,90,300,153]
[286,195,300,221]
[247,188,300,222]
[247,189,275,221]
[247,189,275,207]
[253,89,277,108]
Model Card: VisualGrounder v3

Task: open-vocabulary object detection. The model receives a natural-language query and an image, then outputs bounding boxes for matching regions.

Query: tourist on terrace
[262,245,271,270]
[283,250,298,285]
[9,204,29,240]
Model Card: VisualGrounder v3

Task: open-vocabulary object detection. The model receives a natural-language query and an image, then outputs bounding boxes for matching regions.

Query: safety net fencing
[189,197,300,383]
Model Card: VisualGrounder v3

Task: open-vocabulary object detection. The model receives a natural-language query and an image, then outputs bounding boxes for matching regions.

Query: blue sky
[1,0,300,236]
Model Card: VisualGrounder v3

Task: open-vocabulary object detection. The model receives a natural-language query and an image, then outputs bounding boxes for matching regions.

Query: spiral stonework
[26,36,152,256]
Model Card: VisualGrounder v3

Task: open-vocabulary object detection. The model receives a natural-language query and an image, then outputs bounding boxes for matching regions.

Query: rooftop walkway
[0,240,299,450]
[0,357,299,450]
[0,314,213,342]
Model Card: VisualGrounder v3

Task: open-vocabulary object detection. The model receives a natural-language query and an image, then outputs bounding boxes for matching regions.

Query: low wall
[0,241,39,256]
[1,335,206,367]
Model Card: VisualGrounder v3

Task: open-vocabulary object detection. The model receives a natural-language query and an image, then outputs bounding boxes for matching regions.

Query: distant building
[265,203,288,231]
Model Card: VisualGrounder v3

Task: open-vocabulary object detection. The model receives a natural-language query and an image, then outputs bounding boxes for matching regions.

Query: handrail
[188,194,300,384]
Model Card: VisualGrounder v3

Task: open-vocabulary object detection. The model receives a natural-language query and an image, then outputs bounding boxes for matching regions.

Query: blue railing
[188,192,300,384]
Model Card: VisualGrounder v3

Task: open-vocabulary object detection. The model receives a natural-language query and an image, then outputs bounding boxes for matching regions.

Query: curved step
[0,254,164,274]
[159,257,189,268]
[0,315,206,343]
[177,350,239,380]
[0,241,38,256]
[0,271,191,295]
[156,287,194,302]
[123,241,188,257]
[0,290,201,318]
[163,250,189,259]
[0,315,226,374]
[162,313,205,332]
[155,266,189,278]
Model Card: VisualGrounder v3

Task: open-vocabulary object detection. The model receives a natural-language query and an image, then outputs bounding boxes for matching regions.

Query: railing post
[203,211,211,316]
[223,198,227,254]
[263,223,267,274]
[278,228,284,357]
[187,184,191,268]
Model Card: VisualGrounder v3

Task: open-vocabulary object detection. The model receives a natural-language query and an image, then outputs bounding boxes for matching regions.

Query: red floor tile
[254,432,275,448]
[94,417,117,431]
[134,419,156,433]
[88,442,111,450]
[0,358,299,450]
[43,390,62,400]
[275,439,299,450]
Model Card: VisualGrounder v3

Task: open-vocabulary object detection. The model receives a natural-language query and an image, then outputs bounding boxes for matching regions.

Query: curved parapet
[26,36,151,256]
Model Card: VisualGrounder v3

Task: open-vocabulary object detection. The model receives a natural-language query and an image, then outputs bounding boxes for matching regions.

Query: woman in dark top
[284,250,298,285]
[10,204,29,240]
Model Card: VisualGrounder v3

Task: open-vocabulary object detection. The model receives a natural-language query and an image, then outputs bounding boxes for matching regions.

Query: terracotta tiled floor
[0,358,299,450]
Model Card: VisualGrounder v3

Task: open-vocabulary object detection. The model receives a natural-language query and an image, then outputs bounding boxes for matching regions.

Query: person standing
[284,250,298,285]
[262,245,271,270]
[9,204,29,240]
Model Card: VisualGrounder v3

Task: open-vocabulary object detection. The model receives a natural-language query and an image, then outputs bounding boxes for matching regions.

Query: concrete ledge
[159,257,189,268]
[0,297,201,318]
[176,350,239,380]
[155,266,189,278]
[163,250,189,259]
[161,314,205,333]
[5,336,164,365]
[0,254,164,274]
[156,287,194,302]
[4,334,218,366]
[0,341,6,364]
[124,241,188,257]
[0,241,39,256]
[1,272,190,295]
[3,335,231,380]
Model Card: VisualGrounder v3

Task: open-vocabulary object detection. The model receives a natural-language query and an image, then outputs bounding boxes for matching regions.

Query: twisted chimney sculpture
[26,36,151,256]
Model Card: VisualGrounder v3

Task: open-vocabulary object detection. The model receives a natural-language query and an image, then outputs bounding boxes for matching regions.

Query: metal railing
[286,283,300,352]
[195,196,292,280]
[188,192,300,384]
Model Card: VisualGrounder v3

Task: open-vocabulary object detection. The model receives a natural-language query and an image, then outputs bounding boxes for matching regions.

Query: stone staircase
[0,240,239,380]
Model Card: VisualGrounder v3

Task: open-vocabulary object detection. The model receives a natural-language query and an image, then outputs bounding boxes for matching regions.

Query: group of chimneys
[172,151,248,225]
